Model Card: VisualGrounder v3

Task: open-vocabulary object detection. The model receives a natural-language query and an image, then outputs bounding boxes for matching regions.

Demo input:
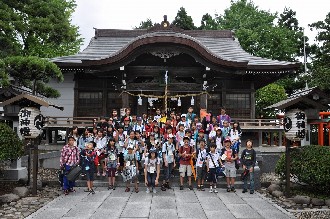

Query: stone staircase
[72,167,248,189]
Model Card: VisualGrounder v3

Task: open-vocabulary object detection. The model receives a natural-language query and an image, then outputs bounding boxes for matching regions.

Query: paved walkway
[26,187,293,219]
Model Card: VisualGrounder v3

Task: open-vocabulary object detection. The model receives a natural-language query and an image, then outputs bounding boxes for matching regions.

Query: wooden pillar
[279,131,283,146]
[270,132,274,146]
[250,82,255,119]
[258,130,262,146]
[200,93,207,110]
[122,92,129,109]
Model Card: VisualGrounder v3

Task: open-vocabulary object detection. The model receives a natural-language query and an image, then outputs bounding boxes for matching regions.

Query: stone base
[3,167,28,181]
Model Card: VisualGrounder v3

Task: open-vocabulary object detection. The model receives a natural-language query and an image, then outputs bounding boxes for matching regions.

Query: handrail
[43,117,283,129]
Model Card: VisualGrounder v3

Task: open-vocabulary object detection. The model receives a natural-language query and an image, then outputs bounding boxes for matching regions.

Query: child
[196,139,208,191]
[82,142,96,194]
[144,147,161,193]
[123,145,139,193]
[105,138,119,190]
[162,134,176,190]
[221,137,238,192]
[206,143,223,193]
[179,136,194,190]
[241,139,257,194]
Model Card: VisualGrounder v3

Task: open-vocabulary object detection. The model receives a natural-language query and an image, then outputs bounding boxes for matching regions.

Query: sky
[72,0,329,51]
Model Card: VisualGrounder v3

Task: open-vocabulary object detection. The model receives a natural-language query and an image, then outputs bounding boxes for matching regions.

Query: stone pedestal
[3,159,28,180]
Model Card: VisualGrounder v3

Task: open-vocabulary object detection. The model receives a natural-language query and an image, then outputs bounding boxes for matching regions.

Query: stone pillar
[3,158,28,181]
[254,162,261,190]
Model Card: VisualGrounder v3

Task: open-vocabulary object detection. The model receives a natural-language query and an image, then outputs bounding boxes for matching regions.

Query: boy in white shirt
[206,143,223,193]
[196,139,208,191]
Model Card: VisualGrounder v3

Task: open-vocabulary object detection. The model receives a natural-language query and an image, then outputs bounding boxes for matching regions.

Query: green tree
[135,18,154,29]
[0,60,10,88]
[172,7,196,30]
[0,0,83,59]
[309,12,330,90]
[0,123,24,161]
[217,0,301,61]
[255,84,287,118]
[4,56,63,98]
[199,13,219,30]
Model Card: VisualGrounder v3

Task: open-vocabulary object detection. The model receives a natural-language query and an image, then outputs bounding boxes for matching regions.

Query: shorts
[107,168,116,177]
[179,164,192,177]
[118,153,124,167]
[225,165,236,178]
[85,166,95,181]
[196,166,207,180]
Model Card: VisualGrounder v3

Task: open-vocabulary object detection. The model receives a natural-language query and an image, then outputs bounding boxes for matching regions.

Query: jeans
[63,164,75,190]
[164,163,174,181]
[243,166,254,191]
[147,172,156,187]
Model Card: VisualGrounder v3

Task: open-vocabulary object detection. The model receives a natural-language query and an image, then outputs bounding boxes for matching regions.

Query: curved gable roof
[51,28,300,71]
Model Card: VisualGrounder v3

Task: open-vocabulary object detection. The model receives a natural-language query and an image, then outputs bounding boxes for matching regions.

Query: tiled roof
[265,87,329,109]
[51,29,298,70]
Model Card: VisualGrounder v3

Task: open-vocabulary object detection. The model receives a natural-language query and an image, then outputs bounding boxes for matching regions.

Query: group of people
[60,106,257,195]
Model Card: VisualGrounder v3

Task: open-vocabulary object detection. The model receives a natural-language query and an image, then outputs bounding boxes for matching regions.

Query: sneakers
[153,188,157,194]
[250,190,254,194]
[102,172,106,177]
[91,189,95,194]
[227,187,231,192]
[97,172,101,176]
[165,182,171,189]
[115,171,118,176]
[242,189,248,193]
[200,185,205,191]
[188,185,193,190]
[125,187,130,192]
[197,185,201,191]
[108,185,113,190]
[209,188,213,193]
[231,187,236,192]
[161,184,166,191]
[64,190,69,195]
[146,188,150,193]
[213,188,218,193]
[68,188,76,193]
[180,185,183,190]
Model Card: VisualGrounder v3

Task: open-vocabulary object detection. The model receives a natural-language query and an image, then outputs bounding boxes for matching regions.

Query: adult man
[60,135,80,195]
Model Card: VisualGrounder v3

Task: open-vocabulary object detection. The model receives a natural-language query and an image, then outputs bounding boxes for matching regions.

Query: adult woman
[60,136,80,195]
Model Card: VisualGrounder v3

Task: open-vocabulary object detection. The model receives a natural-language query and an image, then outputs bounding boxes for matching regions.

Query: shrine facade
[48,19,299,119]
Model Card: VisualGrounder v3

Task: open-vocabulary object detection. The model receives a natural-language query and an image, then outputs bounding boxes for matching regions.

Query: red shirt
[179,146,194,165]
[60,144,80,167]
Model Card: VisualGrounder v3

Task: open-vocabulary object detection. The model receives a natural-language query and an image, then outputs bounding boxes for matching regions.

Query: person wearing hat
[132,116,146,137]
[162,134,176,190]
[60,135,80,195]
[144,147,160,194]
[176,114,190,131]
[123,144,139,193]
[178,136,194,190]
[220,136,238,192]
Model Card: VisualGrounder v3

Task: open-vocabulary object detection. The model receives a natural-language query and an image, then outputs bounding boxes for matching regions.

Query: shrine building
[44,18,300,119]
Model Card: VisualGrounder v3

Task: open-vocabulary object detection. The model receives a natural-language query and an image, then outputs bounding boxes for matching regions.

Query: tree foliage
[0,0,83,59]
[0,60,10,88]
[0,123,24,161]
[4,56,63,98]
[255,84,287,118]
[309,12,330,90]
[172,7,196,30]
[199,13,219,30]
[135,18,154,29]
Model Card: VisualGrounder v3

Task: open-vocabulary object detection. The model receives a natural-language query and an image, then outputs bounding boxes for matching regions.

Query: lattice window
[226,93,250,118]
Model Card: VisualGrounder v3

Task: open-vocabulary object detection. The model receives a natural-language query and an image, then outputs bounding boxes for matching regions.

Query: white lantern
[177,97,181,106]
[19,107,44,138]
[191,96,195,105]
[284,109,307,141]
[138,95,142,106]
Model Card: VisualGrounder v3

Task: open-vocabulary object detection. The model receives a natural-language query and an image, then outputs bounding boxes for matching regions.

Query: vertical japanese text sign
[19,107,44,138]
[284,109,307,141]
